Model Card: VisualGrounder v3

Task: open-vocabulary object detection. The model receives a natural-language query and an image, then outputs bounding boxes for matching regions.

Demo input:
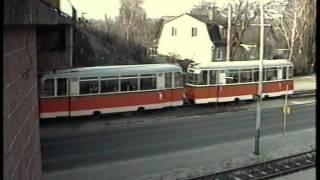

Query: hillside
[73,26,157,67]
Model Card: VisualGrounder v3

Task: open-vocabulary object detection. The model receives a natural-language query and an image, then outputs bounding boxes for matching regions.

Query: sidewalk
[293,74,316,91]
[42,128,315,180]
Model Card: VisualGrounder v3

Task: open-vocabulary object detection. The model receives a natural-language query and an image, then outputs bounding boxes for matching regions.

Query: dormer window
[192,27,197,37]
[171,27,177,36]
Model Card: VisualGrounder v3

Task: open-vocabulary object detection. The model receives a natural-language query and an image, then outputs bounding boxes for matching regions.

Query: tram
[185,60,294,104]
[39,64,184,118]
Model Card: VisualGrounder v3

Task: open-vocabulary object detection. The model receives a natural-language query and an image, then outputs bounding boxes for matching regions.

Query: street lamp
[254,0,264,156]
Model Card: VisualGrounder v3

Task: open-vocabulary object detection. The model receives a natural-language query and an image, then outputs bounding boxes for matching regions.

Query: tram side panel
[40,97,69,118]
[185,80,293,104]
[40,89,184,118]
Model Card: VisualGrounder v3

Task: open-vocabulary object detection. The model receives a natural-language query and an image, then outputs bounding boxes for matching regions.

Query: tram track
[182,150,315,180]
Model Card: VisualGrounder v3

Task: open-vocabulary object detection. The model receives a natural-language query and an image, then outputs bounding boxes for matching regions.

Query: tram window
[100,79,119,93]
[226,69,239,84]
[282,67,287,79]
[165,72,172,88]
[174,72,183,87]
[41,79,54,97]
[79,80,99,94]
[265,68,277,81]
[187,73,197,84]
[57,78,67,96]
[288,66,293,79]
[121,78,138,91]
[140,77,156,90]
[240,69,252,83]
[201,71,208,85]
[252,69,258,82]
[209,70,216,84]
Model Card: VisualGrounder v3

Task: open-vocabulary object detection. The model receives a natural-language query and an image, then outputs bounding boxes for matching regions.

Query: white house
[156,13,227,64]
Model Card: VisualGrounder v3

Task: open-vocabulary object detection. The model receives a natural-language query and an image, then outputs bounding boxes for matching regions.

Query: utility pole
[254,0,264,156]
[226,3,232,62]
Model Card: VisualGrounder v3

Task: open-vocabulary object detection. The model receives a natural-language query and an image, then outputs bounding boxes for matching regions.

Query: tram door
[157,73,165,103]
[68,77,79,116]
[54,78,69,116]
[217,70,226,103]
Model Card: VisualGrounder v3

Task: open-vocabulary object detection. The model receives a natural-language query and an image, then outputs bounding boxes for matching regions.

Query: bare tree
[274,0,316,74]
[118,0,146,46]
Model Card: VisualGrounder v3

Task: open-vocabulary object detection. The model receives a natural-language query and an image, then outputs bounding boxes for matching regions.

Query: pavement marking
[290,100,315,105]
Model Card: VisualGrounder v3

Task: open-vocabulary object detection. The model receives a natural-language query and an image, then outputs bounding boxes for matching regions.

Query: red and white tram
[185,60,294,104]
[39,64,184,118]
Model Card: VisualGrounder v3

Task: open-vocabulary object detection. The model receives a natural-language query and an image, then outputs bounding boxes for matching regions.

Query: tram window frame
[201,70,208,85]
[174,72,183,88]
[120,78,138,92]
[252,68,259,82]
[265,67,278,81]
[140,74,156,90]
[282,66,288,80]
[165,72,173,88]
[187,72,198,84]
[100,78,119,93]
[240,69,253,83]
[79,78,99,95]
[41,78,55,97]
[288,66,293,79]
[57,78,67,96]
[226,69,240,84]
[209,70,217,85]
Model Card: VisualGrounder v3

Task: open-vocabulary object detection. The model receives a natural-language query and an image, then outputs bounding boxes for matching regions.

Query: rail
[290,90,315,98]
[182,150,315,180]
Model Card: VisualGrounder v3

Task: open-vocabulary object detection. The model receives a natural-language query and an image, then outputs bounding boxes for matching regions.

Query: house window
[171,27,177,36]
[192,27,197,37]
[215,48,224,61]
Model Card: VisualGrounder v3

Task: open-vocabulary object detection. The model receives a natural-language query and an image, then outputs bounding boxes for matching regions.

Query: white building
[156,13,227,64]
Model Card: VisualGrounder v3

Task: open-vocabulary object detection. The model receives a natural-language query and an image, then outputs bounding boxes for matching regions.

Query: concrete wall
[157,14,214,64]
[3,27,42,180]
[37,25,73,72]
[4,0,73,25]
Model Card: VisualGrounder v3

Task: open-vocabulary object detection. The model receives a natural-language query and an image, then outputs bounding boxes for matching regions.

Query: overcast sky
[61,0,277,20]
[61,0,228,20]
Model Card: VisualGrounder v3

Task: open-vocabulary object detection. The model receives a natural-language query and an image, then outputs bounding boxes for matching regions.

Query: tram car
[185,60,294,104]
[39,64,184,118]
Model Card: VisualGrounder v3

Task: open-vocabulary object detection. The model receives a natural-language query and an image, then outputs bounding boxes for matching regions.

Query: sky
[61,0,227,20]
[61,0,278,20]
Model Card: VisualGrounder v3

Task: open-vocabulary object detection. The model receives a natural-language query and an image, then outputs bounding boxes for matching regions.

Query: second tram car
[185,60,294,104]
[39,64,184,118]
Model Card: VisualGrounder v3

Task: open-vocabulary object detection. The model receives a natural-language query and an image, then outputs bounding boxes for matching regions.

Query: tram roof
[40,64,182,78]
[189,59,293,70]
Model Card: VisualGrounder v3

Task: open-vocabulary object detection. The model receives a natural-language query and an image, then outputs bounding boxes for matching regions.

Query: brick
[3,67,37,120]
[4,106,38,179]
[29,151,42,180]
[4,83,38,151]
[3,28,31,53]
[3,44,37,87]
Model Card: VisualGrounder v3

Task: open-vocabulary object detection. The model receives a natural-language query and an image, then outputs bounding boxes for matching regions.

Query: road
[41,103,315,173]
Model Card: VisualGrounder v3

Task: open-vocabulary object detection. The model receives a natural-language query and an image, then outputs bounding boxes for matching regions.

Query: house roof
[155,13,226,46]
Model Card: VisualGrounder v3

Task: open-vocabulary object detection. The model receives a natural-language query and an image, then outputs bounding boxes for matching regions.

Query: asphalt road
[41,103,315,172]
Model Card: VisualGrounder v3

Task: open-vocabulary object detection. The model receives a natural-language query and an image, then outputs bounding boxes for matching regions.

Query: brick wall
[3,27,42,180]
